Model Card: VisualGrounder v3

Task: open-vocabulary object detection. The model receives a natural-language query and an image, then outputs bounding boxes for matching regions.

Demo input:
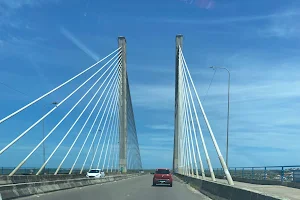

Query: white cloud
[60,27,99,61]
[230,131,299,150]
[130,63,300,111]
[130,84,174,110]
[0,0,59,9]
[0,0,34,10]
[140,145,172,151]
[138,132,174,168]
[139,9,300,39]
[146,124,174,130]
[133,52,300,167]
[129,65,174,74]
[149,137,173,143]
[154,10,300,25]
[257,10,300,38]
[140,145,173,168]
[139,132,174,145]
[261,24,299,38]
[129,54,300,163]
[202,80,300,107]
[0,0,59,28]
[179,0,215,10]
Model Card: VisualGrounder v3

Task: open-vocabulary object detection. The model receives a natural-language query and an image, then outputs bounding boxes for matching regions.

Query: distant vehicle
[86,169,105,178]
[153,168,173,187]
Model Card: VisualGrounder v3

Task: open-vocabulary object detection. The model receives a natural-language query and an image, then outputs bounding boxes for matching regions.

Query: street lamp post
[210,66,230,168]
[42,101,59,174]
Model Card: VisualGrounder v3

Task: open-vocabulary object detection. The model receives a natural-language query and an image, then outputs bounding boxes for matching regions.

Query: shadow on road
[151,184,172,187]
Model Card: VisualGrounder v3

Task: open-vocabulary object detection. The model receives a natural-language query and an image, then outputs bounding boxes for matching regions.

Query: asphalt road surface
[18,175,211,200]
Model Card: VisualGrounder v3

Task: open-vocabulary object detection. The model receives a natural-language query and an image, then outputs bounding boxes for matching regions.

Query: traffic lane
[129,175,211,200]
[18,174,211,200]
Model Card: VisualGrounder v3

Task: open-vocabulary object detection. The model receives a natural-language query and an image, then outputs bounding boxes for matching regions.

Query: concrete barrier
[175,174,282,200]
[0,174,86,185]
[0,174,141,200]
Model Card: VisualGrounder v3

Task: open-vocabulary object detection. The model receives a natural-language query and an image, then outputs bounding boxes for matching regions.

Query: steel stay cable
[179,53,186,171]
[112,128,119,172]
[182,57,193,177]
[126,78,142,167]
[80,75,120,173]
[112,73,121,173]
[127,149,132,170]
[181,55,202,178]
[186,108,196,177]
[183,67,206,179]
[126,103,139,144]
[184,103,194,177]
[0,48,121,124]
[182,67,199,178]
[69,67,120,174]
[55,62,120,174]
[127,79,140,166]
[109,119,119,172]
[182,57,194,176]
[37,56,121,175]
[179,48,216,181]
[107,70,120,172]
[106,108,119,172]
[87,85,119,171]
[183,128,189,175]
[182,94,189,175]
[96,94,119,169]
[180,47,234,186]
[181,53,195,177]
[179,54,186,173]
[8,54,121,176]
[100,96,119,169]
[1,51,121,156]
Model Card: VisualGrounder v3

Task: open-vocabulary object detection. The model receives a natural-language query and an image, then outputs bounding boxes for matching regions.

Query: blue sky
[1,0,300,170]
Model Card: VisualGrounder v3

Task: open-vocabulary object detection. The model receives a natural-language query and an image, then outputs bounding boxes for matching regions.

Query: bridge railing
[204,165,300,183]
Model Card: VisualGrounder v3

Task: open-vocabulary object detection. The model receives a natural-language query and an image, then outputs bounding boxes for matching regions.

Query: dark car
[153,168,173,187]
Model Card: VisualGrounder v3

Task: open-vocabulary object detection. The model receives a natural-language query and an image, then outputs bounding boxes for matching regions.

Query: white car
[86,169,105,178]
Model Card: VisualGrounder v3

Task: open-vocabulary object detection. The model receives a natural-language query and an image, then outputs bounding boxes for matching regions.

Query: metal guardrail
[204,165,300,183]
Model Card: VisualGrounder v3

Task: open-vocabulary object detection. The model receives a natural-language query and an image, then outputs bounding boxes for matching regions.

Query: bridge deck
[18,175,211,200]
[216,178,300,200]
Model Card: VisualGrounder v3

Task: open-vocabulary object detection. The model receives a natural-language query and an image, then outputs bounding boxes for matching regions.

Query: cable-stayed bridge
[0,37,141,176]
[0,36,297,200]
[173,35,233,185]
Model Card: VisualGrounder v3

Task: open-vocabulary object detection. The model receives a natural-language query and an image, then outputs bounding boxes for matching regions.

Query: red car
[153,168,173,187]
